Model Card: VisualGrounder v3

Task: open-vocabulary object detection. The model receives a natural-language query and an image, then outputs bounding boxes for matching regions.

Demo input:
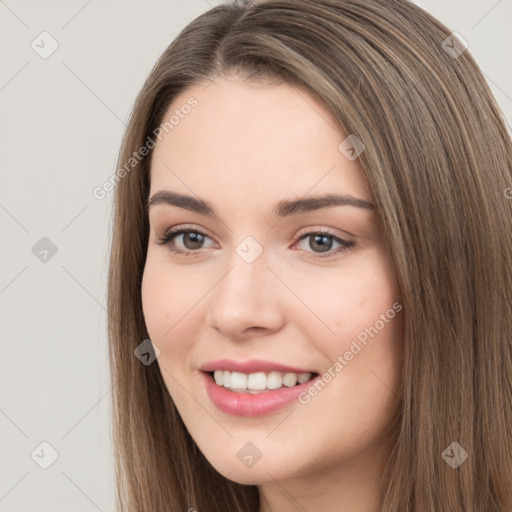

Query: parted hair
[107,1,512,510]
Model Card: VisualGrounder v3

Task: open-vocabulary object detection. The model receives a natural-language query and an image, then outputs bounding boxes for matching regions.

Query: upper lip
[199,359,317,375]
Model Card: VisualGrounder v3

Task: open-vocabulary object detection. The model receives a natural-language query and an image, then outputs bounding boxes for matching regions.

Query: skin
[141,75,403,512]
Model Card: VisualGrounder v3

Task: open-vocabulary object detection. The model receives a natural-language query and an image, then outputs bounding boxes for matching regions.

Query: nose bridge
[206,236,283,336]
[222,233,270,298]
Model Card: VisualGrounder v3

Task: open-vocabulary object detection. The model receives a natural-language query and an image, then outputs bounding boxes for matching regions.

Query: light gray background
[0,1,510,511]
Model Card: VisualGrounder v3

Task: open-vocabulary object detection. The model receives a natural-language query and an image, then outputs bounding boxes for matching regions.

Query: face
[141,76,403,487]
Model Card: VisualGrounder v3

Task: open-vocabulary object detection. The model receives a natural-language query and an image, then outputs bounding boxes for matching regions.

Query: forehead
[149,77,369,205]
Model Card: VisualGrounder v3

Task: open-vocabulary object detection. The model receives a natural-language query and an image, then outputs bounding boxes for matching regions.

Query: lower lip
[201,371,319,417]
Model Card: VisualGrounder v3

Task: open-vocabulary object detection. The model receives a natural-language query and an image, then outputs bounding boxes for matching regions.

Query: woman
[107,0,512,510]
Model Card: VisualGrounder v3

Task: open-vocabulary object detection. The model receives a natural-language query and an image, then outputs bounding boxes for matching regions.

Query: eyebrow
[146,190,374,218]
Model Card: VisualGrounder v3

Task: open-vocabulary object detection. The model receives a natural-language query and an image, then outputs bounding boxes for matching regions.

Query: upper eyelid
[157,225,213,242]
[158,224,350,238]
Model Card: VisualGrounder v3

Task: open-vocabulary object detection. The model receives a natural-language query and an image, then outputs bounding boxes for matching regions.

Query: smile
[201,370,320,417]
[211,370,315,393]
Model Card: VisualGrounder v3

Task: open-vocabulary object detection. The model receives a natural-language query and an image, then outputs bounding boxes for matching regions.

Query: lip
[199,358,317,374]
[201,371,320,417]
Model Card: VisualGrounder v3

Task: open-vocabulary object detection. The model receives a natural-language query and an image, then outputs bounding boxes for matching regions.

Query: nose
[205,246,285,341]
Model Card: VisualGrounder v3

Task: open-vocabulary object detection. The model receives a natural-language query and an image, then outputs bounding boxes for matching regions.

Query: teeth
[212,370,313,392]
[266,371,283,390]
[297,372,311,384]
[230,371,247,390]
[247,372,267,390]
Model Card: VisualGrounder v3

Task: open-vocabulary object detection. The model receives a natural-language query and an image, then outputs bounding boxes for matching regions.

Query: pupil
[184,232,204,249]
[311,234,332,253]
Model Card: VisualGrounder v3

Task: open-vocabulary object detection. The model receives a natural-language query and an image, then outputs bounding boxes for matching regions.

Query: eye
[156,225,215,256]
[155,225,355,259]
[294,229,354,259]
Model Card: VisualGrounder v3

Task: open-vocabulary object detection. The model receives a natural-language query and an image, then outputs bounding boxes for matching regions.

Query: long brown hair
[107,1,512,510]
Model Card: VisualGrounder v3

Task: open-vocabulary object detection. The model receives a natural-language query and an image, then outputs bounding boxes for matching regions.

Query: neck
[257,433,394,512]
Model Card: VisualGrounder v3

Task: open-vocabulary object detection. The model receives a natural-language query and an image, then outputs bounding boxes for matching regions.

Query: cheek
[140,254,212,384]
[288,252,400,347]
[141,260,170,339]
[291,251,403,412]
[141,254,198,340]
[141,261,189,401]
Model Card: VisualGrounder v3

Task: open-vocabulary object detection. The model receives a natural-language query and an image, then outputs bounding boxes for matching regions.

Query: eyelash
[156,224,355,260]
